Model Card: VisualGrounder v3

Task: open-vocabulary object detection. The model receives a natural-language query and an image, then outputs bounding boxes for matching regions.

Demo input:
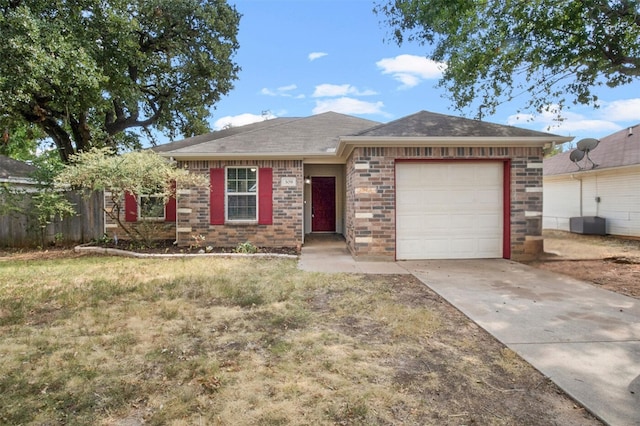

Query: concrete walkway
[403,259,640,426]
[298,234,408,274]
[298,237,640,425]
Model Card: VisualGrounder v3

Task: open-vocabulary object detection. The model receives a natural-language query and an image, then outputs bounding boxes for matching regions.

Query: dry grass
[0,255,599,425]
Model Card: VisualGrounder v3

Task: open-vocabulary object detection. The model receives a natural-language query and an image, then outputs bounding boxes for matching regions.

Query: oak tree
[375,0,640,117]
[1,0,240,162]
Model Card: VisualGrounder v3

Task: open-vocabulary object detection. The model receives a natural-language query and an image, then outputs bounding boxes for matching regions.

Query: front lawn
[0,255,598,425]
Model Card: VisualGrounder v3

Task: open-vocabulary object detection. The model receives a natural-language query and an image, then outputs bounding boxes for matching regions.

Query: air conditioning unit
[569,216,606,235]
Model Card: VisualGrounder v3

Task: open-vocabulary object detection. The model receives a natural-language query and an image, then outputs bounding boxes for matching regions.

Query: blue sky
[208,0,640,145]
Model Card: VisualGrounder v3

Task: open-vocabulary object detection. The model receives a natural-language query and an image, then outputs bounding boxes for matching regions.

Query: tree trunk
[69,114,92,153]
[40,118,76,163]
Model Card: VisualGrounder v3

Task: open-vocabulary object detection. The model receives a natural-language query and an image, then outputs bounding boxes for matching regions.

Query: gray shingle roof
[544,124,640,176]
[154,110,569,160]
[355,110,564,138]
[153,117,299,153]
[0,155,35,179]
[155,112,380,156]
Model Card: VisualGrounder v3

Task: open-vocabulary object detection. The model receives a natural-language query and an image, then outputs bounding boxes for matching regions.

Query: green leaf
[0,0,240,162]
[375,0,640,116]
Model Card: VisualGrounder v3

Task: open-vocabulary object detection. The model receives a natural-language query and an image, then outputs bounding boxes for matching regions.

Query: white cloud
[506,105,621,136]
[308,52,328,61]
[376,54,446,88]
[212,112,276,130]
[600,98,640,122]
[312,97,385,115]
[260,84,299,97]
[312,83,377,98]
[277,84,297,92]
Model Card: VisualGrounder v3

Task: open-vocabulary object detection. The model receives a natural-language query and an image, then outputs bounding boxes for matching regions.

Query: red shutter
[258,168,273,225]
[210,168,225,225]
[124,191,138,222]
[165,181,176,222]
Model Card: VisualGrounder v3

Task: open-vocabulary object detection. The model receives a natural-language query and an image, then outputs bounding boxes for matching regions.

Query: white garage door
[396,162,504,260]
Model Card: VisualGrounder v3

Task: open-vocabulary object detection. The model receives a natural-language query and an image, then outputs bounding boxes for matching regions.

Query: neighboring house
[108,111,571,260]
[0,154,36,189]
[544,125,640,237]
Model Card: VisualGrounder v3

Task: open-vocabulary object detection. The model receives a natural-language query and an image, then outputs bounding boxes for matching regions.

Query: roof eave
[544,162,640,178]
[158,135,574,163]
[157,151,340,162]
[0,177,36,185]
[336,136,574,158]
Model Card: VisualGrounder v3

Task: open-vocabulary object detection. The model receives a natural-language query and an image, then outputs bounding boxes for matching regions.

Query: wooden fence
[0,191,104,248]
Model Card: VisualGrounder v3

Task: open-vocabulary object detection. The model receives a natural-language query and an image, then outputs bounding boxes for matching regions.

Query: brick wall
[175,160,303,250]
[346,146,544,261]
[103,192,176,242]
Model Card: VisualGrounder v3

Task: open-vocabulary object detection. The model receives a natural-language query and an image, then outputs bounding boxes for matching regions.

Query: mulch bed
[89,239,300,256]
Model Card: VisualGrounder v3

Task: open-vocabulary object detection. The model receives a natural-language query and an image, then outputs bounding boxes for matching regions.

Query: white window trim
[138,194,166,222]
[225,166,259,223]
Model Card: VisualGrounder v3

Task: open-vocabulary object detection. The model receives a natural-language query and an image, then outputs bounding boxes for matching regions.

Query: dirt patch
[527,230,640,299]
[0,246,87,261]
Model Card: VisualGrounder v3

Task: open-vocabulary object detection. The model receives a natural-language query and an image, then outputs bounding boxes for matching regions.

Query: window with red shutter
[210,168,225,225]
[165,182,176,222]
[209,167,273,225]
[124,185,176,223]
[258,168,273,225]
[124,192,138,222]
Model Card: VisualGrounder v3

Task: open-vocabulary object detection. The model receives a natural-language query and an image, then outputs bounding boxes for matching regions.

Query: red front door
[311,177,336,232]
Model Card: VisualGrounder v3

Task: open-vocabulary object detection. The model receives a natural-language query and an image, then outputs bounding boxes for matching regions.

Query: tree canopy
[1,0,240,162]
[375,0,640,118]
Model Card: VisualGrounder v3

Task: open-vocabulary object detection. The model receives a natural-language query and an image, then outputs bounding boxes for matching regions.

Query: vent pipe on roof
[629,127,634,137]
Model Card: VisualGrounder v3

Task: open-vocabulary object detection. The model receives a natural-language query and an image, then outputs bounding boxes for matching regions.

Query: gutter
[0,177,37,185]
[157,151,343,163]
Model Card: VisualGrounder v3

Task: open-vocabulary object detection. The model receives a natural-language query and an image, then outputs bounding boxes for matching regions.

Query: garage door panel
[478,238,502,252]
[475,166,503,180]
[396,162,503,260]
[475,214,502,229]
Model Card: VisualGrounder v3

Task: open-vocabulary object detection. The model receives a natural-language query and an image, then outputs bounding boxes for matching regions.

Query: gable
[355,111,564,138]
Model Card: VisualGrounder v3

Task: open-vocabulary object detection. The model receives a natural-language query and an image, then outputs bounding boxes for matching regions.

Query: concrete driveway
[402,259,640,426]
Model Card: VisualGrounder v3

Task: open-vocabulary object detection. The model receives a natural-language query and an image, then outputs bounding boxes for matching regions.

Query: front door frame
[311,176,336,232]
[302,164,346,239]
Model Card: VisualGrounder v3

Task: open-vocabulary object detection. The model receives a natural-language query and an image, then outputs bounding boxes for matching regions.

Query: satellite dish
[576,138,600,152]
[570,137,600,169]
[569,149,585,162]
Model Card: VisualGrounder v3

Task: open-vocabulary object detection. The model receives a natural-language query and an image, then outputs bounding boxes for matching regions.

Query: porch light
[304,176,311,184]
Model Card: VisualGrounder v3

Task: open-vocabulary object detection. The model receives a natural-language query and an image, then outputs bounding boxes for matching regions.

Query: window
[209,167,272,225]
[226,167,257,221]
[138,194,166,221]
[124,184,176,223]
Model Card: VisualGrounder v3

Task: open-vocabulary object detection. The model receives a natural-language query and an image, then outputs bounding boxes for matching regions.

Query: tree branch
[104,100,165,135]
